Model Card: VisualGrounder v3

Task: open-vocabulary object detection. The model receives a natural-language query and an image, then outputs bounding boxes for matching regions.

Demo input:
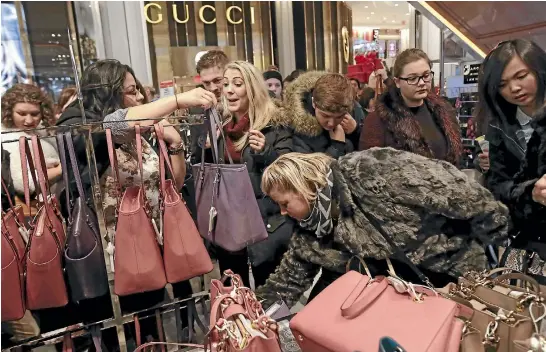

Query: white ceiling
[349,1,412,29]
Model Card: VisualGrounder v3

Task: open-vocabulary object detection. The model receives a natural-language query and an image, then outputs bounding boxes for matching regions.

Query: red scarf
[224,114,250,163]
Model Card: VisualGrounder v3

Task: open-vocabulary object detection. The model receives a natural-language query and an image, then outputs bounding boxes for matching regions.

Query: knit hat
[263,70,283,87]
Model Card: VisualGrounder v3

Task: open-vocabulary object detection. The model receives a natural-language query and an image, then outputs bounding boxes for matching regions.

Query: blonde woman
[255,150,509,308]
[202,60,294,287]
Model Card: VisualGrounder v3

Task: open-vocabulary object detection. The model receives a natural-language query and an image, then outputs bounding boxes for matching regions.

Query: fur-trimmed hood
[280,71,329,137]
[375,91,462,165]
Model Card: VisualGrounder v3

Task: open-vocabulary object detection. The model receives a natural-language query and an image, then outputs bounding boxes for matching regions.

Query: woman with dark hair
[55,86,77,120]
[359,49,462,166]
[478,39,546,269]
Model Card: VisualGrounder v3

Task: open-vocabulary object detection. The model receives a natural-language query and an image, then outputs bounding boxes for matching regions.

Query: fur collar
[280,71,328,137]
[375,92,462,165]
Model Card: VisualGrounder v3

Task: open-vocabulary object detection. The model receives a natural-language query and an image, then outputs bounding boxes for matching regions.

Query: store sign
[159,80,175,98]
[144,3,255,25]
[463,63,480,84]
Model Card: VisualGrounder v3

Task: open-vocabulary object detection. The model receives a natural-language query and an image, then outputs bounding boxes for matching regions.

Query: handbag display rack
[0,119,212,352]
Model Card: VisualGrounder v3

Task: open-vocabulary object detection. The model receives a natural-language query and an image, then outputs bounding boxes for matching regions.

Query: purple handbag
[192,108,268,252]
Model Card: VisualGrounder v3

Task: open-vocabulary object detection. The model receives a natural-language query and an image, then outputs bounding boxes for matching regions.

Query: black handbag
[57,132,109,302]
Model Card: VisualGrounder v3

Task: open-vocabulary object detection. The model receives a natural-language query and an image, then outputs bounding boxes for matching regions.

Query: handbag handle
[19,137,39,212]
[154,123,177,198]
[105,128,122,213]
[1,178,19,218]
[361,208,434,289]
[202,108,234,165]
[56,133,72,220]
[480,267,542,295]
[340,276,388,319]
[30,135,54,206]
[345,255,372,277]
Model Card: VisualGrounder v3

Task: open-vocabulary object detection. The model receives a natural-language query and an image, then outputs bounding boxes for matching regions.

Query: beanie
[263,70,283,87]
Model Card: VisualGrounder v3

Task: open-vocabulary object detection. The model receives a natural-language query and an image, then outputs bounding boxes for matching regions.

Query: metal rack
[1,119,208,352]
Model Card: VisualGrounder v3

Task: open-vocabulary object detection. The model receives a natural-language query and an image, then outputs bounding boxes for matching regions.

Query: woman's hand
[249,130,266,153]
[155,119,182,147]
[176,88,217,110]
[329,124,346,142]
[532,174,546,206]
[340,113,357,134]
[478,152,490,172]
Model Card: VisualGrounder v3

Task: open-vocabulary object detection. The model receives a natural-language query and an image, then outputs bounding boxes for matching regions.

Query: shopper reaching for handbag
[255,149,510,308]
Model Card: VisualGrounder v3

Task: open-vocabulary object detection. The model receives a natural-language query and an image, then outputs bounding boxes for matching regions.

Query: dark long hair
[477,40,546,133]
[80,59,147,119]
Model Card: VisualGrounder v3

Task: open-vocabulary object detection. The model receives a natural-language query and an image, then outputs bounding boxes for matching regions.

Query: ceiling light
[371,12,374,15]
[366,17,370,20]
[394,3,399,6]
[392,20,396,23]
[383,17,387,20]
[364,5,368,8]
[51,34,55,37]
[406,13,410,15]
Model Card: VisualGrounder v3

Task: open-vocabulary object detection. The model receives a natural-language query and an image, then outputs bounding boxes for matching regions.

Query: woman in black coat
[479,39,546,271]
[199,60,294,287]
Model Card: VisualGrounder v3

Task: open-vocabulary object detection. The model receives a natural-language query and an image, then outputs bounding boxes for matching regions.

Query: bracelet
[168,141,185,155]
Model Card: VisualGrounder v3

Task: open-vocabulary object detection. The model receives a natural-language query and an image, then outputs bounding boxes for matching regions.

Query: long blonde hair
[262,153,333,205]
[222,61,277,151]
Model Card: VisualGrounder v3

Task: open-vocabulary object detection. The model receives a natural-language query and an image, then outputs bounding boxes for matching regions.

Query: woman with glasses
[478,39,546,275]
[359,49,462,166]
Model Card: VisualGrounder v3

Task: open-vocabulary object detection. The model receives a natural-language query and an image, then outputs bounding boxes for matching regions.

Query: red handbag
[154,123,213,283]
[21,136,68,310]
[1,179,27,321]
[106,126,167,296]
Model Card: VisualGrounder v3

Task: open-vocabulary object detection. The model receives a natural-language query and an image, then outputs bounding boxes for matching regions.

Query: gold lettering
[144,3,162,24]
[226,6,242,25]
[199,5,216,24]
[173,4,189,24]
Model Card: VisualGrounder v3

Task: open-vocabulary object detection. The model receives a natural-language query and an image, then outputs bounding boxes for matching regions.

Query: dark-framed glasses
[398,71,435,85]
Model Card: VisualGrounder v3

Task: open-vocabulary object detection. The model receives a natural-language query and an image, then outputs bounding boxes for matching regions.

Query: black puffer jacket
[281,71,357,158]
[485,107,546,251]
[194,112,295,266]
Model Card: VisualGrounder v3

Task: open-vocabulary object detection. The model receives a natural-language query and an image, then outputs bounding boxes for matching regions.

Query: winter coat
[281,71,357,158]
[497,106,546,251]
[194,108,295,266]
[1,124,59,196]
[256,148,509,307]
[359,90,462,166]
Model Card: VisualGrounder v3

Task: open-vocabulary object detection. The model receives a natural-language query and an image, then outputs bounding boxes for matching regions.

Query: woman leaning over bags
[478,39,546,270]
[199,60,294,288]
[255,151,509,307]
[359,49,462,166]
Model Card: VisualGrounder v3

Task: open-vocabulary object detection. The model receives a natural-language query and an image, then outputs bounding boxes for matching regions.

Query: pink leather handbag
[290,270,470,352]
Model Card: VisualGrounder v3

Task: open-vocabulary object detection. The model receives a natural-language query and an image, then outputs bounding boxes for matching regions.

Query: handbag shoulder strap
[19,136,38,211]
[154,123,176,196]
[362,209,433,288]
[65,132,87,201]
[56,133,72,219]
[134,125,145,191]
[105,129,122,212]
[30,135,53,206]
[206,108,234,165]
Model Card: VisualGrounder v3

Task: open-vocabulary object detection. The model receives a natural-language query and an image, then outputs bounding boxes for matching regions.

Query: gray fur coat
[256,148,510,307]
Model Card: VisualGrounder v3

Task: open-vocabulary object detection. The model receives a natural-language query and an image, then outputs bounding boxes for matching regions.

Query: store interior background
[2,1,546,100]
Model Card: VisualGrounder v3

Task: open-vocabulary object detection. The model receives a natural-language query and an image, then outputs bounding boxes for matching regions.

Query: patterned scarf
[299,168,334,238]
[224,113,250,163]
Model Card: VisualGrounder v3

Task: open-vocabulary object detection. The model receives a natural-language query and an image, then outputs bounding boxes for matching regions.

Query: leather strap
[19,136,38,211]
[31,135,53,206]
[62,333,74,352]
[134,315,142,347]
[154,310,166,352]
[154,123,176,196]
[105,129,122,212]
[135,125,145,193]
[345,255,372,277]
[56,133,72,219]
[1,178,17,215]
[65,132,87,202]
[360,208,434,288]
[89,325,103,352]
[341,276,388,319]
[493,273,542,294]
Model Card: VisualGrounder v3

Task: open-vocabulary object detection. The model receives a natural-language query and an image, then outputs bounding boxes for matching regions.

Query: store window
[1,1,81,101]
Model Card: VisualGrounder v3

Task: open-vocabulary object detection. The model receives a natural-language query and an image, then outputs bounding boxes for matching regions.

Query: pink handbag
[290,270,471,352]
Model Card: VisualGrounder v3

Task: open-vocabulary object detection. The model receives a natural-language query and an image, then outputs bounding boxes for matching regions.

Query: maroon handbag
[21,136,68,310]
[192,108,268,252]
[106,126,167,296]
[1,180,27,322]
[154,123,213,283]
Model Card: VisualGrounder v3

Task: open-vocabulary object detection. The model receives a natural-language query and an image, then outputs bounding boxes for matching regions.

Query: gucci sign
[144,3,255,25]
[342,26,350,63]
